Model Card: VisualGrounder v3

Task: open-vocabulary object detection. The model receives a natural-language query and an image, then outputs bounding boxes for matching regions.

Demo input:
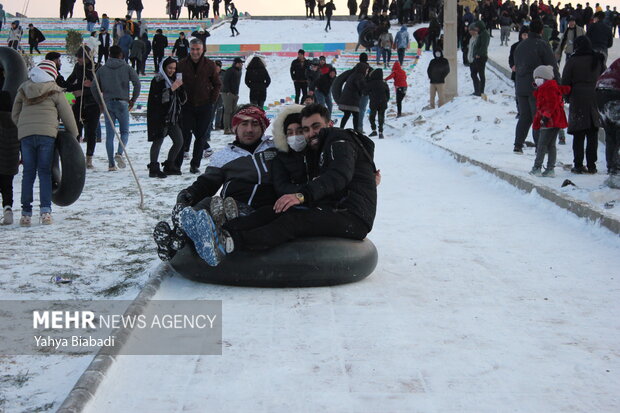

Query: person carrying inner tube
[153,104,277,261]
[177,103,378,267]
[11,60,79,226]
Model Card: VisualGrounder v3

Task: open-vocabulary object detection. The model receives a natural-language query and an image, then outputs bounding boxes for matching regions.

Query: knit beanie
[533,65,554,80]
[29,60,59,83]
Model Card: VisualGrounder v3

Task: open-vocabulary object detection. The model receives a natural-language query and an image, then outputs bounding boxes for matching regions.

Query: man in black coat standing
[98,27,111,64]
[290,49,310,104]
[27,24,45,54]
[587,11,614,64]
[221,57,244,134]
[513,19,560,153]
[152,28,168,71]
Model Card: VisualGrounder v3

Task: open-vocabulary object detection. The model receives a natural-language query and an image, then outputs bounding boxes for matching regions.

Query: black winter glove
[541,116,550,127]
[176,189,193,207]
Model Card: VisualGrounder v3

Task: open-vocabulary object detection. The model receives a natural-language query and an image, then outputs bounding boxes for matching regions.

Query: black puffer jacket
[222,66,242,95]
[364,68,390,110]
[298,127,377,231]
[290,57,310,82]
[338,63,368,112]
[272,150,318,196]
[427,50,450,84]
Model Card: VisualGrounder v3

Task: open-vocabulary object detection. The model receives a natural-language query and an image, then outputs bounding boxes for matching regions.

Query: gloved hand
[541,116,550,127]
[176,190,193,207]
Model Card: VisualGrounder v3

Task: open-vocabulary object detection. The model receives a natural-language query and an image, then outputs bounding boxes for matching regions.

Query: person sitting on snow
[153,104,277,261]
[176,104,378,266]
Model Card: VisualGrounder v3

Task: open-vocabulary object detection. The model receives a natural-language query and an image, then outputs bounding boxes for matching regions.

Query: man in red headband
[154,104,277,261]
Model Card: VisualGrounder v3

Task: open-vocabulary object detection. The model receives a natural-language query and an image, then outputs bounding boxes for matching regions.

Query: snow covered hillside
[1,18,619,413]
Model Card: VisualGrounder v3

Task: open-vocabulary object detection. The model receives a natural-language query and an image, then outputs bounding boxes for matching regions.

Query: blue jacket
[394,26,410,49]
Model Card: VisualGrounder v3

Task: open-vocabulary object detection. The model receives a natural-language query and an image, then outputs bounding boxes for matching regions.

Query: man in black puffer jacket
[178,104,378,265]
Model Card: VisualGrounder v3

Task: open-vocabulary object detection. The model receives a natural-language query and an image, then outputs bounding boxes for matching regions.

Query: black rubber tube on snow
[359,27,378,49]
[52,130,86,206]
[0,46,28,105]
[331,68,353,105]
[170,237,378,288]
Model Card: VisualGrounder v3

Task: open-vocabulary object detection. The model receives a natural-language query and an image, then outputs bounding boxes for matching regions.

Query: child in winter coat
[11,60,79,225]
[530,65,570,177]
[364,68,390,139]
[385,61,407,117]
[426,49,450,108]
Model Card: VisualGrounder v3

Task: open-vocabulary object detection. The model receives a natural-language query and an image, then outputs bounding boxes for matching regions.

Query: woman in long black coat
[562,36,606,174]
[244,56,271,109]
[338,62,369,131]
[147,57,187,177]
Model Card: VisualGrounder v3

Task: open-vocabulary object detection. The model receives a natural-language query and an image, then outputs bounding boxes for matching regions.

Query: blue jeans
[20,135,55,216]
[314,90,333,118]
[87,21,96,32]
[357,95,369,131]
[104,99,130,167]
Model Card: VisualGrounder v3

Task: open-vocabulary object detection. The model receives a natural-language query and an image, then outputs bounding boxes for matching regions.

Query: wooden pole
[444,0,458,101]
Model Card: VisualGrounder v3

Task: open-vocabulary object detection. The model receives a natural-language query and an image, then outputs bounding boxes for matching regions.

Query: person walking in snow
[27,24,45,54]
[147,57,187,178]
[325,0,336,31]
[7,21,23,51]
[596,58,620,179]
[172,32,189,59]
[91,45,141,171]
[221,57,244,134]
[12,60,79,226]
[338,62,368,131]
[152,29,168,72]
[98,27,111,64]
[394,25,410,65]
[230,3,240,37]
[244,56,271,109]
[427,49,450,109]
[385,61,407,117]
[364,68,390,139]
[127,0,144,21]
[85,4,99,33]
[315,66,337,117]
[529,65,570,177]
[129,34,146,75]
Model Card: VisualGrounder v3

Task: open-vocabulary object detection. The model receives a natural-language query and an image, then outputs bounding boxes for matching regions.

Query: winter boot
[40,212,52,225]
[153,221,176,261]
[529,167,542,177]
[86,156,94,169]
[162,161,182,176]
[169,225,187,251]
[379,132,384,139]
[541,168,555,178]
[148,162,167,178]
[2,206,13,225]
[179,208,225,266]
[369,130,378,137]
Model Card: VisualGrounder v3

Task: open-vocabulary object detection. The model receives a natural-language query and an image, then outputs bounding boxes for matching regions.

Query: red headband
[232,106,270,134]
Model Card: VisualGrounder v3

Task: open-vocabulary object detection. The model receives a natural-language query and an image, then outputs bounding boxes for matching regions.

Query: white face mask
[287,135,307,152]
[534,78,545,87]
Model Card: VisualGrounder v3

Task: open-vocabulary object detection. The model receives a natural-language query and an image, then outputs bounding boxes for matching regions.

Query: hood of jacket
[472,20,487,33]
[399,25,408,32]
[369,68,383,81]
[19,80,63,104]
[104,58,127,70]
[272,104,305,152]
[391,61,402,72]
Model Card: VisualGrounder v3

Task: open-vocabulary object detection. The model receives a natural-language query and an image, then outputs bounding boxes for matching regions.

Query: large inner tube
[52,130,86,206]
[0,47,28,106]
[359,27,379,49]
[170,237,378,288]
[331,69,353,105]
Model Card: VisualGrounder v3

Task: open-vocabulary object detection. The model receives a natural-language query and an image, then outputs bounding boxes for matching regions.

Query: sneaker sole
[210,196,226,227]
[153,221,172,250]
[115,155,127,169]
[169,226,186,251]
[171,203,185,228]
[223,197,239,221]
[179,208,223,266]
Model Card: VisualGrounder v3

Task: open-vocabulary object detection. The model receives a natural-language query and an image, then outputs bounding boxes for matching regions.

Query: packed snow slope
[1,18,620,413]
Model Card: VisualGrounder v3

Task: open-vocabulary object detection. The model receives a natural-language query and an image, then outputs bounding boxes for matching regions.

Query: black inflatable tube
[52,131,86,206]
[170,237,378,288]
[0,46,28,105]
[359,27,378,49]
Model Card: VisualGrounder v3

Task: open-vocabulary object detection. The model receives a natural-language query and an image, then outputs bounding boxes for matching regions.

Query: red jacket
[532,80,570,130]
[596,57,620,91]
[385,61,408,88]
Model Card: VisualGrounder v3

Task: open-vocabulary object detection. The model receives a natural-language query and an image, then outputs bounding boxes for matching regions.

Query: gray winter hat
[533,65,554,80]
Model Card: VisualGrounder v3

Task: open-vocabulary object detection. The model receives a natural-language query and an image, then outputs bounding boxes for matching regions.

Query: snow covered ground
[1,19,620,413]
